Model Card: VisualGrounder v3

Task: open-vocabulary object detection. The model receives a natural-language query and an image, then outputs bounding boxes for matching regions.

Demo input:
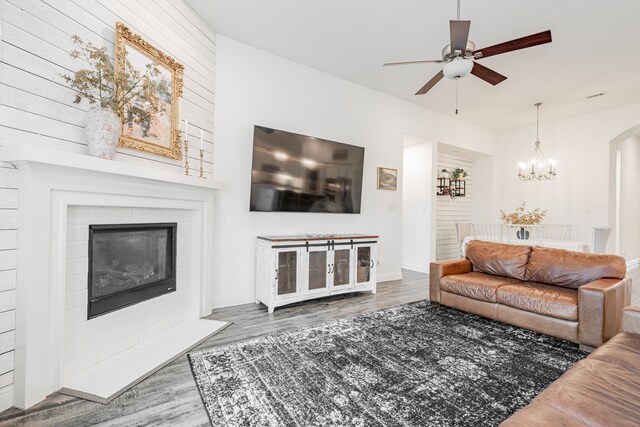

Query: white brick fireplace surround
[2,144,225,409]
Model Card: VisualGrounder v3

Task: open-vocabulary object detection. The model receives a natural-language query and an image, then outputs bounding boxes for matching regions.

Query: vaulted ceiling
[186,0,640,131]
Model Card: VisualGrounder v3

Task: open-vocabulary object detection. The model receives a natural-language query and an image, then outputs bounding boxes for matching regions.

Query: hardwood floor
[0,270,429,427]
[2,266,638,427]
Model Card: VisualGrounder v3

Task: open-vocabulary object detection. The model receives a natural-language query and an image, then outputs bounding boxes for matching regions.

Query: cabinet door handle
[328,263,333,273]
[370,259,374,269]
[275,268,278,281]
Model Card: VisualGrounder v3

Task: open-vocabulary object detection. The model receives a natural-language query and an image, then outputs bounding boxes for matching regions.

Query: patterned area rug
[188,301,586,426]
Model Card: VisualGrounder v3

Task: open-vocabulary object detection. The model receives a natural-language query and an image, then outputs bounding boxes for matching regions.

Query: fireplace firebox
[88,223,177,319]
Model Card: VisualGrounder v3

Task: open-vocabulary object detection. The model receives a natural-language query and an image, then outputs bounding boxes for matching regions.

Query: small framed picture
[377,167,398,191]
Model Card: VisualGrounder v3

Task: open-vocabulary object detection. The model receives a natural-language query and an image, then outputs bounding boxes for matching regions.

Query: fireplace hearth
[88,223,177,319]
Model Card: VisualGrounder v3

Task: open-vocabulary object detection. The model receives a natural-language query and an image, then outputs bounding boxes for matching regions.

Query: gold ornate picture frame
[115,22,184,160]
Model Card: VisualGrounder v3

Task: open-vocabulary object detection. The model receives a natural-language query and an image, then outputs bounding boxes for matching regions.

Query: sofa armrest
[578,277,631,347]
[429,258,472,304]
[621,306,640,334]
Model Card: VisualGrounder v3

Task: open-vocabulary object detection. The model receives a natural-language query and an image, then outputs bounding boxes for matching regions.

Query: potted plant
[61,35,167,159]
[438,168,450,179]
[499,202,547,239]
[451,168,468,180]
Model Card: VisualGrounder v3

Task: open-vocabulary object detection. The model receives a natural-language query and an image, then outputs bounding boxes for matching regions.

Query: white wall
[401,142,433,273]
[470,155,495,223]
[618,135,640,260]
[0,0,215,411]
[212,36,496,307]
[492,102,640,246]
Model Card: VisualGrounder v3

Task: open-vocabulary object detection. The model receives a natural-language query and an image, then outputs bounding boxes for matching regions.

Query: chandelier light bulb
[517,103,557,182]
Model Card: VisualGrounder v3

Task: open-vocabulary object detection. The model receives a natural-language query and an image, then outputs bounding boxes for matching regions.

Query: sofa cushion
[440,272,513,303]
[501,332,640,426]
[466,240,532,281]
[496,282,578,321]
[526,246,626,289]
[588,332,640,375]
[500,402,587,426]
[528,357,640,427]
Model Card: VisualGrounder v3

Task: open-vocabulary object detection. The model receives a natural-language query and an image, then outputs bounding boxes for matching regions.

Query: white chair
[455,222,471,257]
[542,224,572,240]
[592,227,612,254]
[455,222,471,245]
[470,223,504,243]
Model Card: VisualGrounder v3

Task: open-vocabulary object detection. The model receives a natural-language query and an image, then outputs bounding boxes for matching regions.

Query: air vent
[586,92,606,99]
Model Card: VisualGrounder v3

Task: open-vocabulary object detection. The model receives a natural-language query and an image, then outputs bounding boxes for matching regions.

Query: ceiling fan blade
[383,59,444,67]
[415,71,444,95]
[450,20,471,54]
[474,30,552,59]
[471,62,507,85]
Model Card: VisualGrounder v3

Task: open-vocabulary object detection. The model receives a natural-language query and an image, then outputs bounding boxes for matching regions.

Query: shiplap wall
[0,0,216,410]
[436,152,473,260]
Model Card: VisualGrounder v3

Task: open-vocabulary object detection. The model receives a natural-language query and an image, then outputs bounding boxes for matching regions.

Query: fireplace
[88,223,177,319]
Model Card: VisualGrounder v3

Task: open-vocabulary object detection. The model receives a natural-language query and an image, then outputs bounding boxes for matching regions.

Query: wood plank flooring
[0,270,429,427]
[2,266,639,427]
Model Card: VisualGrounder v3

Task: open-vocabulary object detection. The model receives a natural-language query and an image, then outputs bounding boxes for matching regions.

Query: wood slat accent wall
[0,0,216,410]
[435,152,473,260]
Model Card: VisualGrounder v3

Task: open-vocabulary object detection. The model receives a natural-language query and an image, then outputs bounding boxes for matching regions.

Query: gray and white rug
[188,301,586,426]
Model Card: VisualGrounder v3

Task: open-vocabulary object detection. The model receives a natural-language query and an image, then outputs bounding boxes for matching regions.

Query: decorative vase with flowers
[499,202,547,240]
[61,35,167,159]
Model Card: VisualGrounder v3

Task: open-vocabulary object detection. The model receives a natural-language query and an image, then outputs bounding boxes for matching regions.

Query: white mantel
[2,144,225,409]
[2,144,224,191]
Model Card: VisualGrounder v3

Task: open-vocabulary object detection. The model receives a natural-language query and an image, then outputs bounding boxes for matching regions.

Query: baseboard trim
[401,263,429,274]
[210,294,255,310]
[626,258,640,269]
[377,271,403,283]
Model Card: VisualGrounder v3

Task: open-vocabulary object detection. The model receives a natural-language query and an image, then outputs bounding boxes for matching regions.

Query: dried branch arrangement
[500,202,547,225]
[60,35,168,122]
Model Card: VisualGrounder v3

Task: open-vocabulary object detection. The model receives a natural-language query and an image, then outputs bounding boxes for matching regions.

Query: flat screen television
[250,126,365,213]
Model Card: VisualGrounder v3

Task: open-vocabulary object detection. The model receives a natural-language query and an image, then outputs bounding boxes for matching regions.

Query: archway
[609,124,640,259]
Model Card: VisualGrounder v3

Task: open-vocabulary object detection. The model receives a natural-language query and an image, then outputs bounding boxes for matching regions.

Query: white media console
[255,234,379,313]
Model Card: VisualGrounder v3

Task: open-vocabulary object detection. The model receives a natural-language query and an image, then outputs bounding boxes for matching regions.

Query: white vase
[85,106,121,160]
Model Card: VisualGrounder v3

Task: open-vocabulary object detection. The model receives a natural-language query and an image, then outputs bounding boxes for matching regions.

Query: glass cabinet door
[333,248,351,287]
[356,246,371,284]
[277,250,298,296]
[308,250,328,291]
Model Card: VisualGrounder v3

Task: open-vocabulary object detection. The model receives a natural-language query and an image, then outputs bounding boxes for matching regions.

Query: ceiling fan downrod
[455,77,459,115]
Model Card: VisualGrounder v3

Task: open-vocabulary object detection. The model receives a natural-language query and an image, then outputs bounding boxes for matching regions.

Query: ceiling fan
[383,0,552,96]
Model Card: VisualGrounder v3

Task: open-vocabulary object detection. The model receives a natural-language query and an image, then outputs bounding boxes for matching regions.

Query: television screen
[250,126,364,213]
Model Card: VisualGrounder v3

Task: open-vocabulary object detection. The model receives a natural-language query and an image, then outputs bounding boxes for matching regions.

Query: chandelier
[517,102,557,181]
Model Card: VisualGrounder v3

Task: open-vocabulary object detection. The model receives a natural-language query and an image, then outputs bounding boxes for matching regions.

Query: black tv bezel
[249,125,365,214]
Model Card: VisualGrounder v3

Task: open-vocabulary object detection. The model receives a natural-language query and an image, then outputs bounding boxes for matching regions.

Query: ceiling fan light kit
[517,102,557,182]
[443,58,474,79]
[382,0,552,113]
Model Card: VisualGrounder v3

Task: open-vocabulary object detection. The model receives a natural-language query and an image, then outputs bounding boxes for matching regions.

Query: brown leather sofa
[501,306,640,426]
[430,240,630,348]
